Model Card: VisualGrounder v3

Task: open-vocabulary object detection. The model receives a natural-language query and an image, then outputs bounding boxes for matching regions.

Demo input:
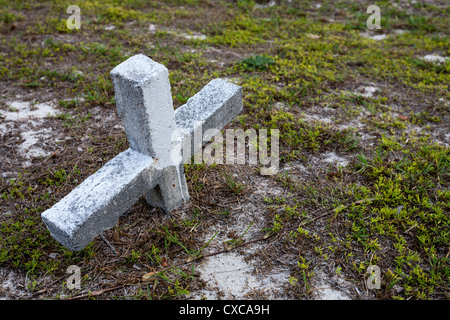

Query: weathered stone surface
[41,54,243,251]
[174,78,243,160]
[110,54,176,163]
[42,148,157,251]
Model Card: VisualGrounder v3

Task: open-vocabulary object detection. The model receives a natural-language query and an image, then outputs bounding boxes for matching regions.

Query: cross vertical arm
[110,54,177,163]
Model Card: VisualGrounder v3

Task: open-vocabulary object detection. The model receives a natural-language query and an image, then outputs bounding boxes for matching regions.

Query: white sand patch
[0,269,28,299]
[180,32,207,40]
[312,271,353,300]
[313,283,351,299]
[252,179,284,198]
[282,161,308,174]
[422,54,448,64]
[322,152,349,167]
[393,29,407,35]
[255,0,276,9]
[273,101,286,111]
[0,101,60,164]
[315,287,350,300]
[222,77,241,85]
[193,251,289,300]
[359,32,369,38]
[0,122,12,136]
[1,101,59,121]
[360,32,387,41]
[338,120,365,131]
[17,125,53,165]
[356,86,379,98]
[302,114,332,124]
[359,133,376,146]
[369,34,387,41]
[208,59,225,67]
[188,176,291,300]
[147,24,207,40]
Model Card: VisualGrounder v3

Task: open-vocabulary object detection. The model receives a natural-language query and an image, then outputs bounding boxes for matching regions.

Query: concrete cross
[41,54,243,251]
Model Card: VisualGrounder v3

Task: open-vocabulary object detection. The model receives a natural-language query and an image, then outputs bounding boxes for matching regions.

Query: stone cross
[41,54,242,251]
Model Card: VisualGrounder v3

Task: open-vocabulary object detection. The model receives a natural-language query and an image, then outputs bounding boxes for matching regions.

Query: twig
[55,154,85,193]
[24,273,70,299]
[142,231,274,281]
[65,284,131,300]
[285,197,377,233]
[141,198,377,282]
[224,221,254,250]
[283,210,334,233]
[99,234,117,255]
[404,223,418,234]
[189,231,219,262]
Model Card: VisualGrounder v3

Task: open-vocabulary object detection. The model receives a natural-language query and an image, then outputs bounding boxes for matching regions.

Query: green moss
[0,9,24,23]
[99,6,138,23]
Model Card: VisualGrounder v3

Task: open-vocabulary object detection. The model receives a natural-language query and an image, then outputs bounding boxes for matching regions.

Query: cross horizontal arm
[174,78,243,161]
[41,149,159,251]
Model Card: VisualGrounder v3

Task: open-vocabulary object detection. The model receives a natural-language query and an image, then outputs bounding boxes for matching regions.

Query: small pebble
[49,253,58,259]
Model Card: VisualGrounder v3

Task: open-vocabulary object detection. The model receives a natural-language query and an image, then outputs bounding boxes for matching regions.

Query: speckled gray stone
[41,148,158,251]
[175,78,243,160]
[41,54,242,251]
[110,54,176,163]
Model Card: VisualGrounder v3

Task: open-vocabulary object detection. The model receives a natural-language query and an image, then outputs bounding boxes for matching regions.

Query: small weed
[238,54,275,71]
[188,231,219,262]
[225,222,253,250]
[125,249,142,264]
[223,169,245,195]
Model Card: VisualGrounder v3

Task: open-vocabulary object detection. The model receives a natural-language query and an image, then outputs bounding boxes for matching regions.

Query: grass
[238,54,275,71]
[0,0,448,300]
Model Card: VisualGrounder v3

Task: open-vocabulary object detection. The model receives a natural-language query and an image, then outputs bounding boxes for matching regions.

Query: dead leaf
[353,197,376,205]
[161,257,168,267]
[306,33,321,39]
[263,231,273,239]
[224,242,235,251]
[185,255,201,263]
[142,271,157,282]
[398,115,409,122]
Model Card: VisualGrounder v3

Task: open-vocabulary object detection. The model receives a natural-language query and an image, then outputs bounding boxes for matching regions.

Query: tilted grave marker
[41,54,242,251]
